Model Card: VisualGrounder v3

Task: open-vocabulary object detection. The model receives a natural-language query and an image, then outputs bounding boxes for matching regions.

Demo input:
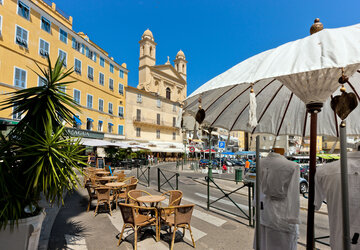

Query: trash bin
[235,168,243,183]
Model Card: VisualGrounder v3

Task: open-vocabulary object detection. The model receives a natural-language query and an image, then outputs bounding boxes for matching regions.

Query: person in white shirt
[315,151,360,250]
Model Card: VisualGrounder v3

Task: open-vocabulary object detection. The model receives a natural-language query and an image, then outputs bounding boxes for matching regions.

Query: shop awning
[74,115,82,125]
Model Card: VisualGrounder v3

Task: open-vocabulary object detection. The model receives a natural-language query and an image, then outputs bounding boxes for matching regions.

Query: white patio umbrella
[184,21,360,249]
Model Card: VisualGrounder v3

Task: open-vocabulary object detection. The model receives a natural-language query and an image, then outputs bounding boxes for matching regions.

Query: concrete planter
[0,209,46,250]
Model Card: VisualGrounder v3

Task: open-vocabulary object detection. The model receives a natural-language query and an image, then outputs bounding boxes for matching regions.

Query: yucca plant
[0,56,86,228]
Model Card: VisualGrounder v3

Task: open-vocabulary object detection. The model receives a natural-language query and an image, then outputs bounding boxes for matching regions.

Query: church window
[166,87,171,100]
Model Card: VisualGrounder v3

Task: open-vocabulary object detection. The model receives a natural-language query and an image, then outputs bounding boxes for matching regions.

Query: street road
[139,163,331,249]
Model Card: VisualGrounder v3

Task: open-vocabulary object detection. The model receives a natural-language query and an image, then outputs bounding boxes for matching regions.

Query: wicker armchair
[128,190,152,205]
[160,204,196,250]
[162,190,183,206]
[118,203,159,250]
[117,183,137,203]
[116,172,126,182]
[94,187,114,216]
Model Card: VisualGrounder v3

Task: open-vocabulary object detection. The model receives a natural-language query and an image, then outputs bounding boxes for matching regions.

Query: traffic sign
[218,141,225,149]
[189,146,195,153]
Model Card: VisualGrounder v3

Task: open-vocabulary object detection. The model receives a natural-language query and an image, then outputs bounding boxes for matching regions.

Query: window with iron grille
[39,39,49,57]
[15,25,28,48]
[74,58,81,74]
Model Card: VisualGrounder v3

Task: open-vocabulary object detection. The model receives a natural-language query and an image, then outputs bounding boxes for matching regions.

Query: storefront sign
[66,128,104,139]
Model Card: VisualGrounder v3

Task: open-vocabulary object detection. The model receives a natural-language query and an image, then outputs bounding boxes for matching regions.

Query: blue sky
[57,0,360,95]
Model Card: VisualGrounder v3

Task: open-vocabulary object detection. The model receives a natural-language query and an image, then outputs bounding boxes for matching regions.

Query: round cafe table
[97,176,117,185]
[136,195,166,242]
[105,182,125,209]
[136,195,166,207]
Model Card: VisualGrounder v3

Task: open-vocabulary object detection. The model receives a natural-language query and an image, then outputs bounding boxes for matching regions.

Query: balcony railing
[133,116,178,129]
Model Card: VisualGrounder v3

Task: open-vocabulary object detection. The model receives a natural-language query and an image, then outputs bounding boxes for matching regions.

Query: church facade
[137,29,187,103]
[124,30,187,153]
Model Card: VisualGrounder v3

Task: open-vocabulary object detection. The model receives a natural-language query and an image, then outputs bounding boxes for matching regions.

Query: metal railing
[206,176,254,227]
[157,168,179,192]
[136,165,150,187]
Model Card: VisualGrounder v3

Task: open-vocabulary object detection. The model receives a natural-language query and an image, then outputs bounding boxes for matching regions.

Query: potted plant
[0,57,86,249]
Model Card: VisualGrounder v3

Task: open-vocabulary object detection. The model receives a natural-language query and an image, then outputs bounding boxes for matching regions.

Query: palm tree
[0,56,86,228]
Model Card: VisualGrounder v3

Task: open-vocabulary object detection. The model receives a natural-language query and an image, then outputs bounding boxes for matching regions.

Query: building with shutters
[124,29,186,155]
[0,0,128,142]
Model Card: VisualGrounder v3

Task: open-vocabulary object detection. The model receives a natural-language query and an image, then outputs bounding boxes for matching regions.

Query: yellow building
[230,131,245,150]
[124,30,186,155]
[0,0,128,142]
[300,136,323,154]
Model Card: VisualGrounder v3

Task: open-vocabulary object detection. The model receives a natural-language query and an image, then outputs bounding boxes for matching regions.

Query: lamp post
[182,127,187,170]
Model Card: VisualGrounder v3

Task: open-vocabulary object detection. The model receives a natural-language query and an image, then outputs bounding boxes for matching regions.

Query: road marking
[184,225,207,242]
[64,234,87,250]
[192,209,226,227]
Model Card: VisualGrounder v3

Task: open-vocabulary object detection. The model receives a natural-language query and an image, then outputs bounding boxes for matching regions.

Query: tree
[0,57,86,228]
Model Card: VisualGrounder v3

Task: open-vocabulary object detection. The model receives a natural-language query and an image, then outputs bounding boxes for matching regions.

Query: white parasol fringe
[248,91,258,128]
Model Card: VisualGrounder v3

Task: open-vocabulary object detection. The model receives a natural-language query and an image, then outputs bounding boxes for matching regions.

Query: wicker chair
[94,187,114,216]
[116,172,126,182]
[86,185,97,212]
[160,204,196,250]
[127,190,152,205]
[117,183,137,203]
[118,203,159,250]
[162,190,183,206]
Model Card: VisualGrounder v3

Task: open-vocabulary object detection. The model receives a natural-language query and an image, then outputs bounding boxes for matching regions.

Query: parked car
[243,167,309,194]
[199,159,219,168]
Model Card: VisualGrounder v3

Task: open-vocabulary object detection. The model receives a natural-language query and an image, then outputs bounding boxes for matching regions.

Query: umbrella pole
[340,121,350,250]
[306,103,322,250]
[255,135,261,250]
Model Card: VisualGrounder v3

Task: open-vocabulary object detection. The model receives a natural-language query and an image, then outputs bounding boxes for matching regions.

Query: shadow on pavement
[48,189,91,249]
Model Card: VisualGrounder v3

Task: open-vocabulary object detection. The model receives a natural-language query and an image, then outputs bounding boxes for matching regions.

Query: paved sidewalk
[48,185,255,250]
